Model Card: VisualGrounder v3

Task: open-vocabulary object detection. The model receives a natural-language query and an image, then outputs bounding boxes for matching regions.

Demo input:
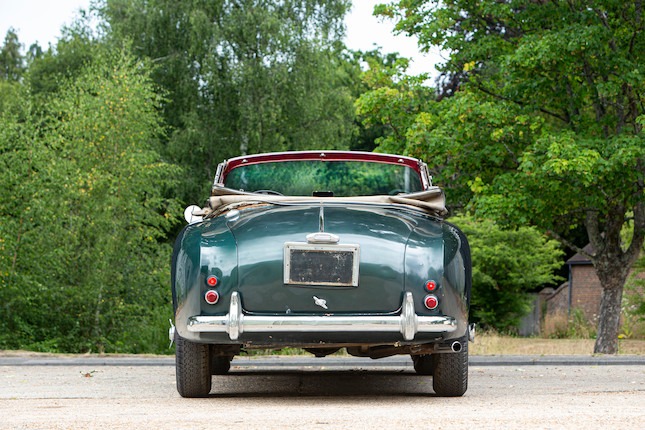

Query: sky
[0,0,442,77]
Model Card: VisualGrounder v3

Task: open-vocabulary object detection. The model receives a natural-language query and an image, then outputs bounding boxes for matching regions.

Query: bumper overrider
[175,292,456,342]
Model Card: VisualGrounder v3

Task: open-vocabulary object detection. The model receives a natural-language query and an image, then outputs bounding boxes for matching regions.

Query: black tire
[175,335,212,398]
[432,341,468,397]
[412,355,433,375]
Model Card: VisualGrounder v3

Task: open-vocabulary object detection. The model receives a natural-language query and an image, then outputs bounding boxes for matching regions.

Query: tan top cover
[201,186,447,217]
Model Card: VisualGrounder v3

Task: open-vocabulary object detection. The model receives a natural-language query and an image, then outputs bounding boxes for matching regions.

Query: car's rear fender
[402,217,470,341]
[172,217,239,340]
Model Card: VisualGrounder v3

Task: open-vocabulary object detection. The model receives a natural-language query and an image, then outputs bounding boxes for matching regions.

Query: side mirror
[184,205,204,224]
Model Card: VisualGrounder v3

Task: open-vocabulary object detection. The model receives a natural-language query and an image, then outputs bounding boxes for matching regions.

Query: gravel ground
[0,356,644,429]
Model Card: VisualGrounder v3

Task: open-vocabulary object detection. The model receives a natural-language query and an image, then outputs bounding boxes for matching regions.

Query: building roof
[567,244,594,264]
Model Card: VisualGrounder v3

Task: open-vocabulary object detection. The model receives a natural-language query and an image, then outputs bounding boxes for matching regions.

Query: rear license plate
[284,243,359,287]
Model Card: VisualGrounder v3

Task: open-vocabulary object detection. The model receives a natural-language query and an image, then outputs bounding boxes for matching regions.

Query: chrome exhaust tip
[451,341,462,352]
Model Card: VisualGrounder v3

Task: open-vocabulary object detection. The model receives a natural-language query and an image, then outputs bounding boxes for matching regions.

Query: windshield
[223,160,424,197]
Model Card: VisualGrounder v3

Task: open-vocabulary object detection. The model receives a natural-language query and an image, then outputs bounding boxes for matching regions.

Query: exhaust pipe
[434,340,463,353]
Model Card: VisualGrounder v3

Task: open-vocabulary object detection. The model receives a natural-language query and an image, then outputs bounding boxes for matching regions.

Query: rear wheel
[175,335,212,398]
[431,340,468,397]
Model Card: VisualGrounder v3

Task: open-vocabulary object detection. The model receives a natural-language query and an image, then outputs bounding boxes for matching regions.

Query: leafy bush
[451,215,563,332]
[0,45,180,353]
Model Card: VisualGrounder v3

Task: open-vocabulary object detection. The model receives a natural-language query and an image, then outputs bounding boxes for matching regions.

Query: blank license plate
[284,243,359,287]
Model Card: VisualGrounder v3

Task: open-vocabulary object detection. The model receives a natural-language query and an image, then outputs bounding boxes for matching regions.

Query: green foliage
[0,29,25,82]
[354,54,435,153]
[0,44,180,353]
[0,84,40,348]
[21,10,104,101]
[366,0,645,352]
[0,80,21,115]
[101,0,357,204]
[450,215,563,332]
[1,0,367,354]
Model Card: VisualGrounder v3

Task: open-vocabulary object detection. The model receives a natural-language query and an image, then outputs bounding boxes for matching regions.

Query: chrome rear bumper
[183,292,456,341]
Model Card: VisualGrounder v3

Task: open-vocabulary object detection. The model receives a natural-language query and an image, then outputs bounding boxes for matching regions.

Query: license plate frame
[283,242,360,287]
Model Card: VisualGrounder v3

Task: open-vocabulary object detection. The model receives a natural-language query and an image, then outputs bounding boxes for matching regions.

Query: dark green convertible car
[170,151,473,397]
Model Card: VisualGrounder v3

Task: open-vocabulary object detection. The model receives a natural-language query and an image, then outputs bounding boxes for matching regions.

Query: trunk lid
[226,202,432,314]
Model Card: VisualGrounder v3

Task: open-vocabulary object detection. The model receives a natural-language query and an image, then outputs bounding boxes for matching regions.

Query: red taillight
[204,290,219,305]
[424,294,438,310]
[425,280,437,292]
[206,275,218,287]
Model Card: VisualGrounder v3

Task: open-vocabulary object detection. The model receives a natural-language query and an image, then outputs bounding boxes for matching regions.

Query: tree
[0,82,40,348]
[27,12,101,99]
[372,0,645,353]
[355,52,436,153]
[0,29,24,82]
[0,28,30,118]
[101,0,357,204]
[0,43,180,353]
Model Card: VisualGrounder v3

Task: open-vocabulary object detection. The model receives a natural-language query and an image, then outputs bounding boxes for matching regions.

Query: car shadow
[206,370,436,398]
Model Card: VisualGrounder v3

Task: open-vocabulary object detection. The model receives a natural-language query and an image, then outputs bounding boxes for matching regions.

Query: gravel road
[1,356,643,429]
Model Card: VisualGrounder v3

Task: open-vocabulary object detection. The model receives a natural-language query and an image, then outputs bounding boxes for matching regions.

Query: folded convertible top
[203,185,448,217]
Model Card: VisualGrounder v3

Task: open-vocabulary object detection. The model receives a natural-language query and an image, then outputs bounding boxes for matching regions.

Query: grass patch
[541,309,597,339]
[470,331,645,355]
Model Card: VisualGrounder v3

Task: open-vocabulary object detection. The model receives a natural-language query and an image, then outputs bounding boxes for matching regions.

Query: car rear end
[170,151,472,397]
